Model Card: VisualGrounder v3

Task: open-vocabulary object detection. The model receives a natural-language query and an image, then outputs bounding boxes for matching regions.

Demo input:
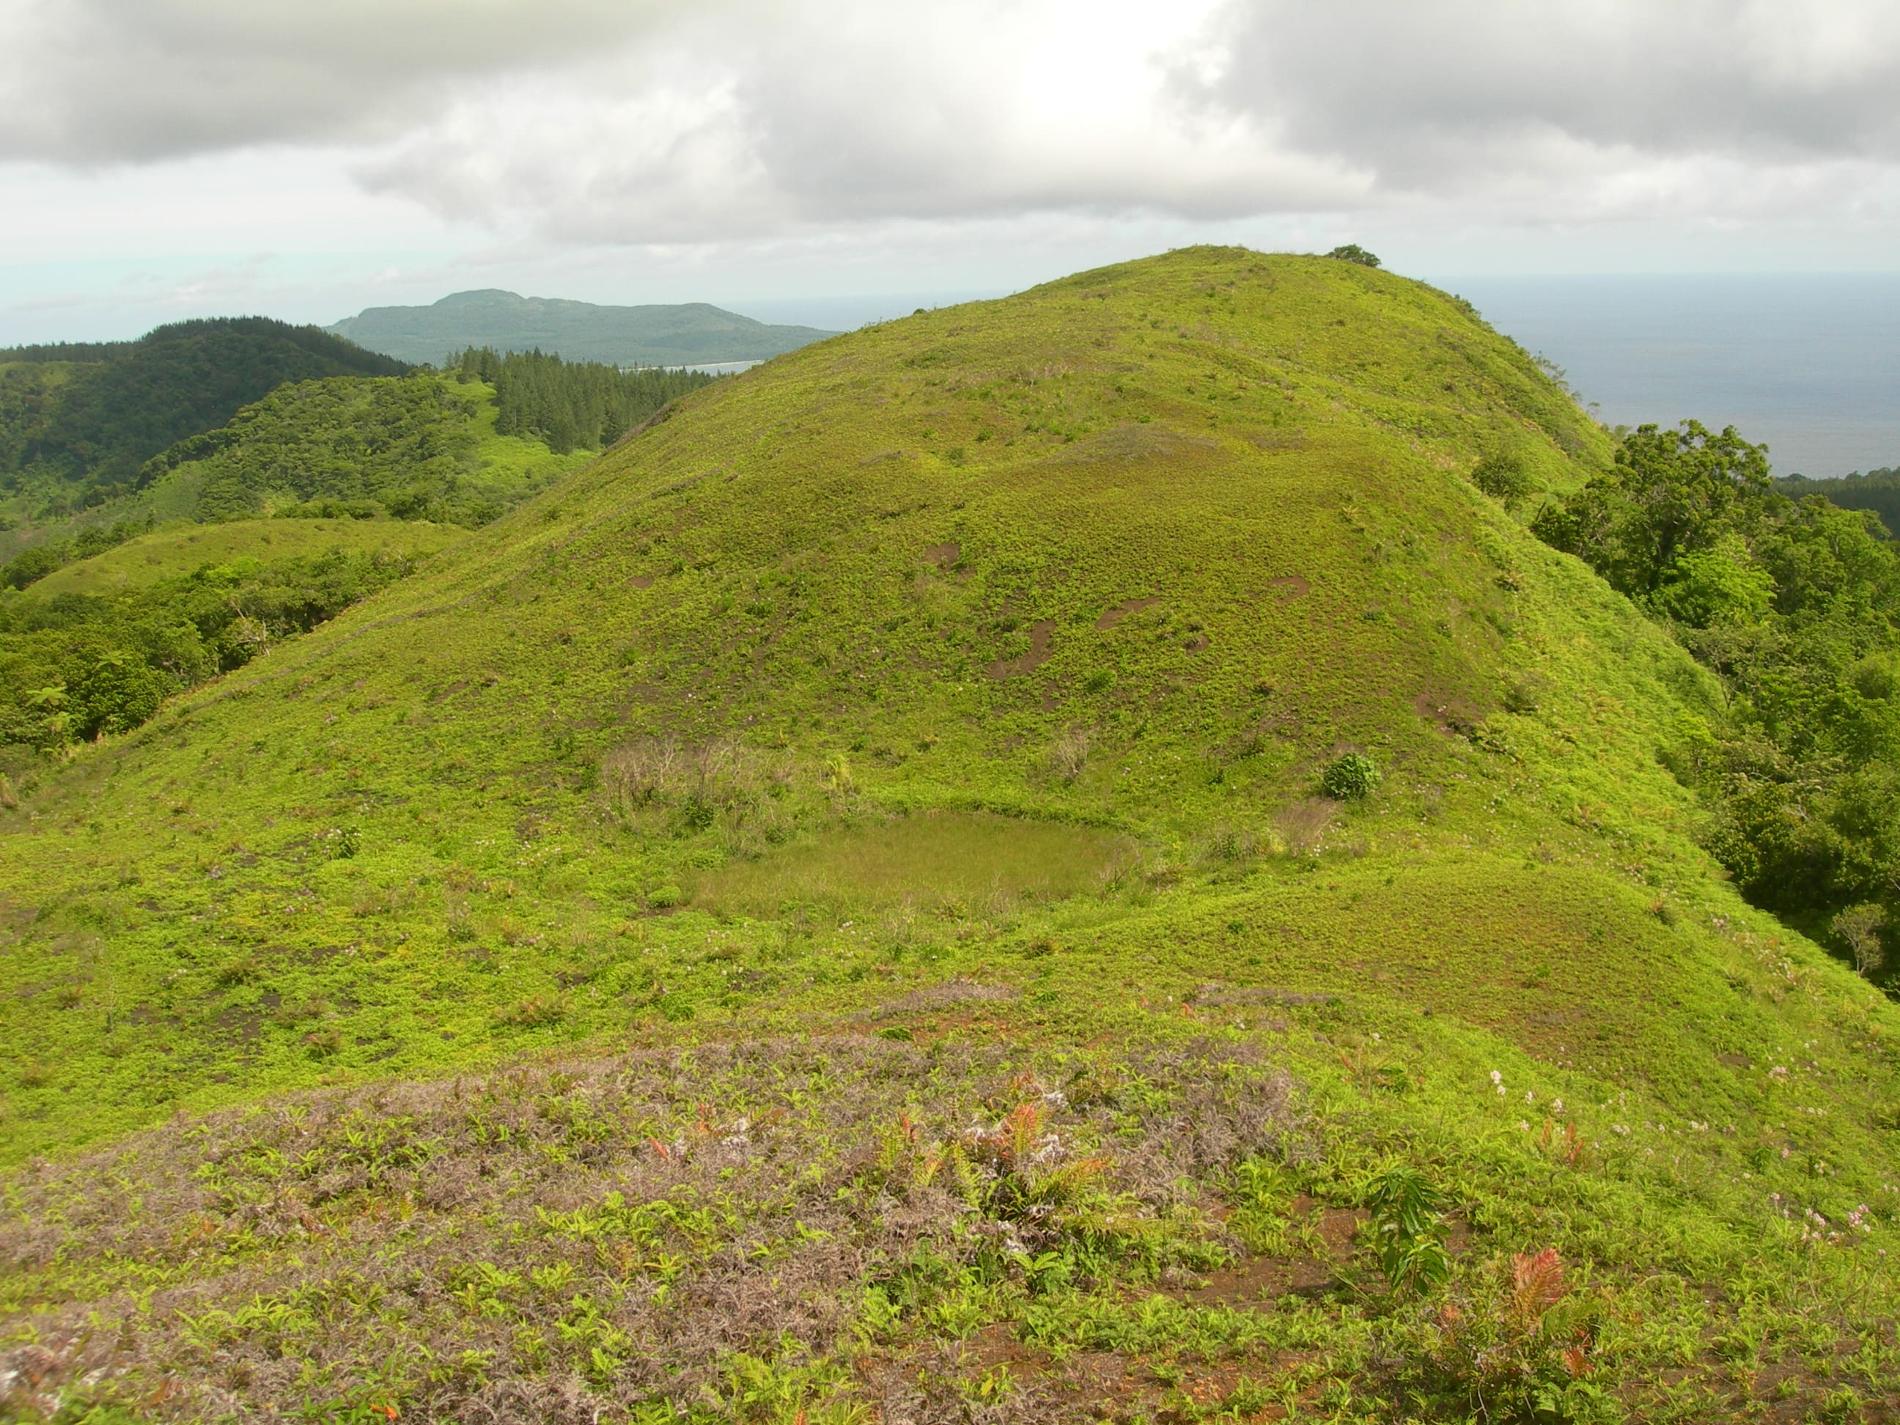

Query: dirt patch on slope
[1095,597,1158,630]
[1044,424,1217,467]
[988,620,1054,678]
[1414,688,1483,737]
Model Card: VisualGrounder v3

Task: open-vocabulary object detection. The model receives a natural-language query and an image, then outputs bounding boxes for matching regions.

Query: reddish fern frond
[1511,1247,1566,1320]
[1003,1101,1045,1162]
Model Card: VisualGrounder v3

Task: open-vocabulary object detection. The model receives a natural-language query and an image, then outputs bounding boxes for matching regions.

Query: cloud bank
[5,0,1896,248]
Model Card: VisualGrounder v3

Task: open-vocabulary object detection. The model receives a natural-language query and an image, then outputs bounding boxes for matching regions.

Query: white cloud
[349,0,1372,243]
[2,0,1899,338]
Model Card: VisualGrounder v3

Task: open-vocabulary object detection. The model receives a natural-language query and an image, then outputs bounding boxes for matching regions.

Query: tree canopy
[1535,420,1900,982]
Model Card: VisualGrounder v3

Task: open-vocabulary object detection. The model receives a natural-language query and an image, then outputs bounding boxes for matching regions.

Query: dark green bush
[1471,453,1534,503]
[1321,751,1380,800]
[1326,244,1382,268]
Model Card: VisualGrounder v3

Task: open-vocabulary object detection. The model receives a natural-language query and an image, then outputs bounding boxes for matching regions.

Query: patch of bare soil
[1414,688,1483,737]
[988,620,1054,678]
[1096,597,1158,630]
[1045,424,1217,467]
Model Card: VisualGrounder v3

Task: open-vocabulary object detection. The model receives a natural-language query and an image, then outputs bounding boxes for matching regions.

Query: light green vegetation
[130,374,592,529]
[24,518,463,599]
[0,366,644,755]
[1,248,1895,1421]
[686,807,1140,914]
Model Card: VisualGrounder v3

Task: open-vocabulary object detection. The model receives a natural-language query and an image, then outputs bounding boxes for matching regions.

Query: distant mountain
[327,289,837,366]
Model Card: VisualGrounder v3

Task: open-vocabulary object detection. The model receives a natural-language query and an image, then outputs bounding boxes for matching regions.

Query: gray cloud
[351,3,1370,242]
[1193,0,1900,201]
[0,0,672,161]
[3,0,1897,244]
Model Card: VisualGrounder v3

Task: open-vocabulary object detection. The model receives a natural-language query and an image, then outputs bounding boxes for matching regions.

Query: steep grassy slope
[2,249,1896,1422]
[329,289,836,366]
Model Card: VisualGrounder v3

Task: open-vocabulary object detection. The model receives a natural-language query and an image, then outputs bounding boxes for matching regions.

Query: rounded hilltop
[1,247,1896,1421]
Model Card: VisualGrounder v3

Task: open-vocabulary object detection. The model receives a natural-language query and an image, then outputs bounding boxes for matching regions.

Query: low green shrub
[1321,751,1380,801]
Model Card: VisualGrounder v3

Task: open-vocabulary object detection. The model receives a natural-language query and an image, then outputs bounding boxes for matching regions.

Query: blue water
[1433,274,1900,478]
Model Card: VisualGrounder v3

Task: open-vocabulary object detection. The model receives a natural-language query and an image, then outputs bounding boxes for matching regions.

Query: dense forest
[1779,466,1900,538]
[135,374,525,526]
[1534,422,1900,982]
[0,318,406,507]
[448,346,713,452]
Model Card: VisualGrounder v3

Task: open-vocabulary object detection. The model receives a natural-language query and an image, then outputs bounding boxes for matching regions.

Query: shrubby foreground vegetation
[1,250,1897,1422]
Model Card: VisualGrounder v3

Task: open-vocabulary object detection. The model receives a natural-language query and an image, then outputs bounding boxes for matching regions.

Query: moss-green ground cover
[24,519,463,600]
[0,249,1894,1421]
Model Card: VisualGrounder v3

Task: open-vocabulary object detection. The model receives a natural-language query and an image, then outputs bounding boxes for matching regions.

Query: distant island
[327,289,837,367]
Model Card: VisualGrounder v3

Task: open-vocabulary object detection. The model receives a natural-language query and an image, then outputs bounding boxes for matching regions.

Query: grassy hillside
[2,249,1896,1422]
[24,519,462,600]
[330,289,836,366]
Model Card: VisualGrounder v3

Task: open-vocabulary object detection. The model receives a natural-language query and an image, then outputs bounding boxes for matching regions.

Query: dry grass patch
[0,1036,1294,1424]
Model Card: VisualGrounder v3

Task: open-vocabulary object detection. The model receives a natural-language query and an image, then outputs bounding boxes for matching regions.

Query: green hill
[328,288,837,366]
[1,358,711,757]
[1,249,1895,1422]
[23,518,462,600]
[0,318,406,524]
[129,372,596,529]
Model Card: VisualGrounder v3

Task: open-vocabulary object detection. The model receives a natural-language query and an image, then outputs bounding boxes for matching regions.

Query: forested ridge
[1,348,715,754]
[0,318,406,504]
[1779,466,1900,538]
[328,287,834,365]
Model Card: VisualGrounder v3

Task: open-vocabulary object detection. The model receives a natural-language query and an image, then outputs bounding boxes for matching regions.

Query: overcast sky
[2,0,1898,341]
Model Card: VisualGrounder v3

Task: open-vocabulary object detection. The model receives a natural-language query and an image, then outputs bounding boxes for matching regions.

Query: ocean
[1435,274,1900,479]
